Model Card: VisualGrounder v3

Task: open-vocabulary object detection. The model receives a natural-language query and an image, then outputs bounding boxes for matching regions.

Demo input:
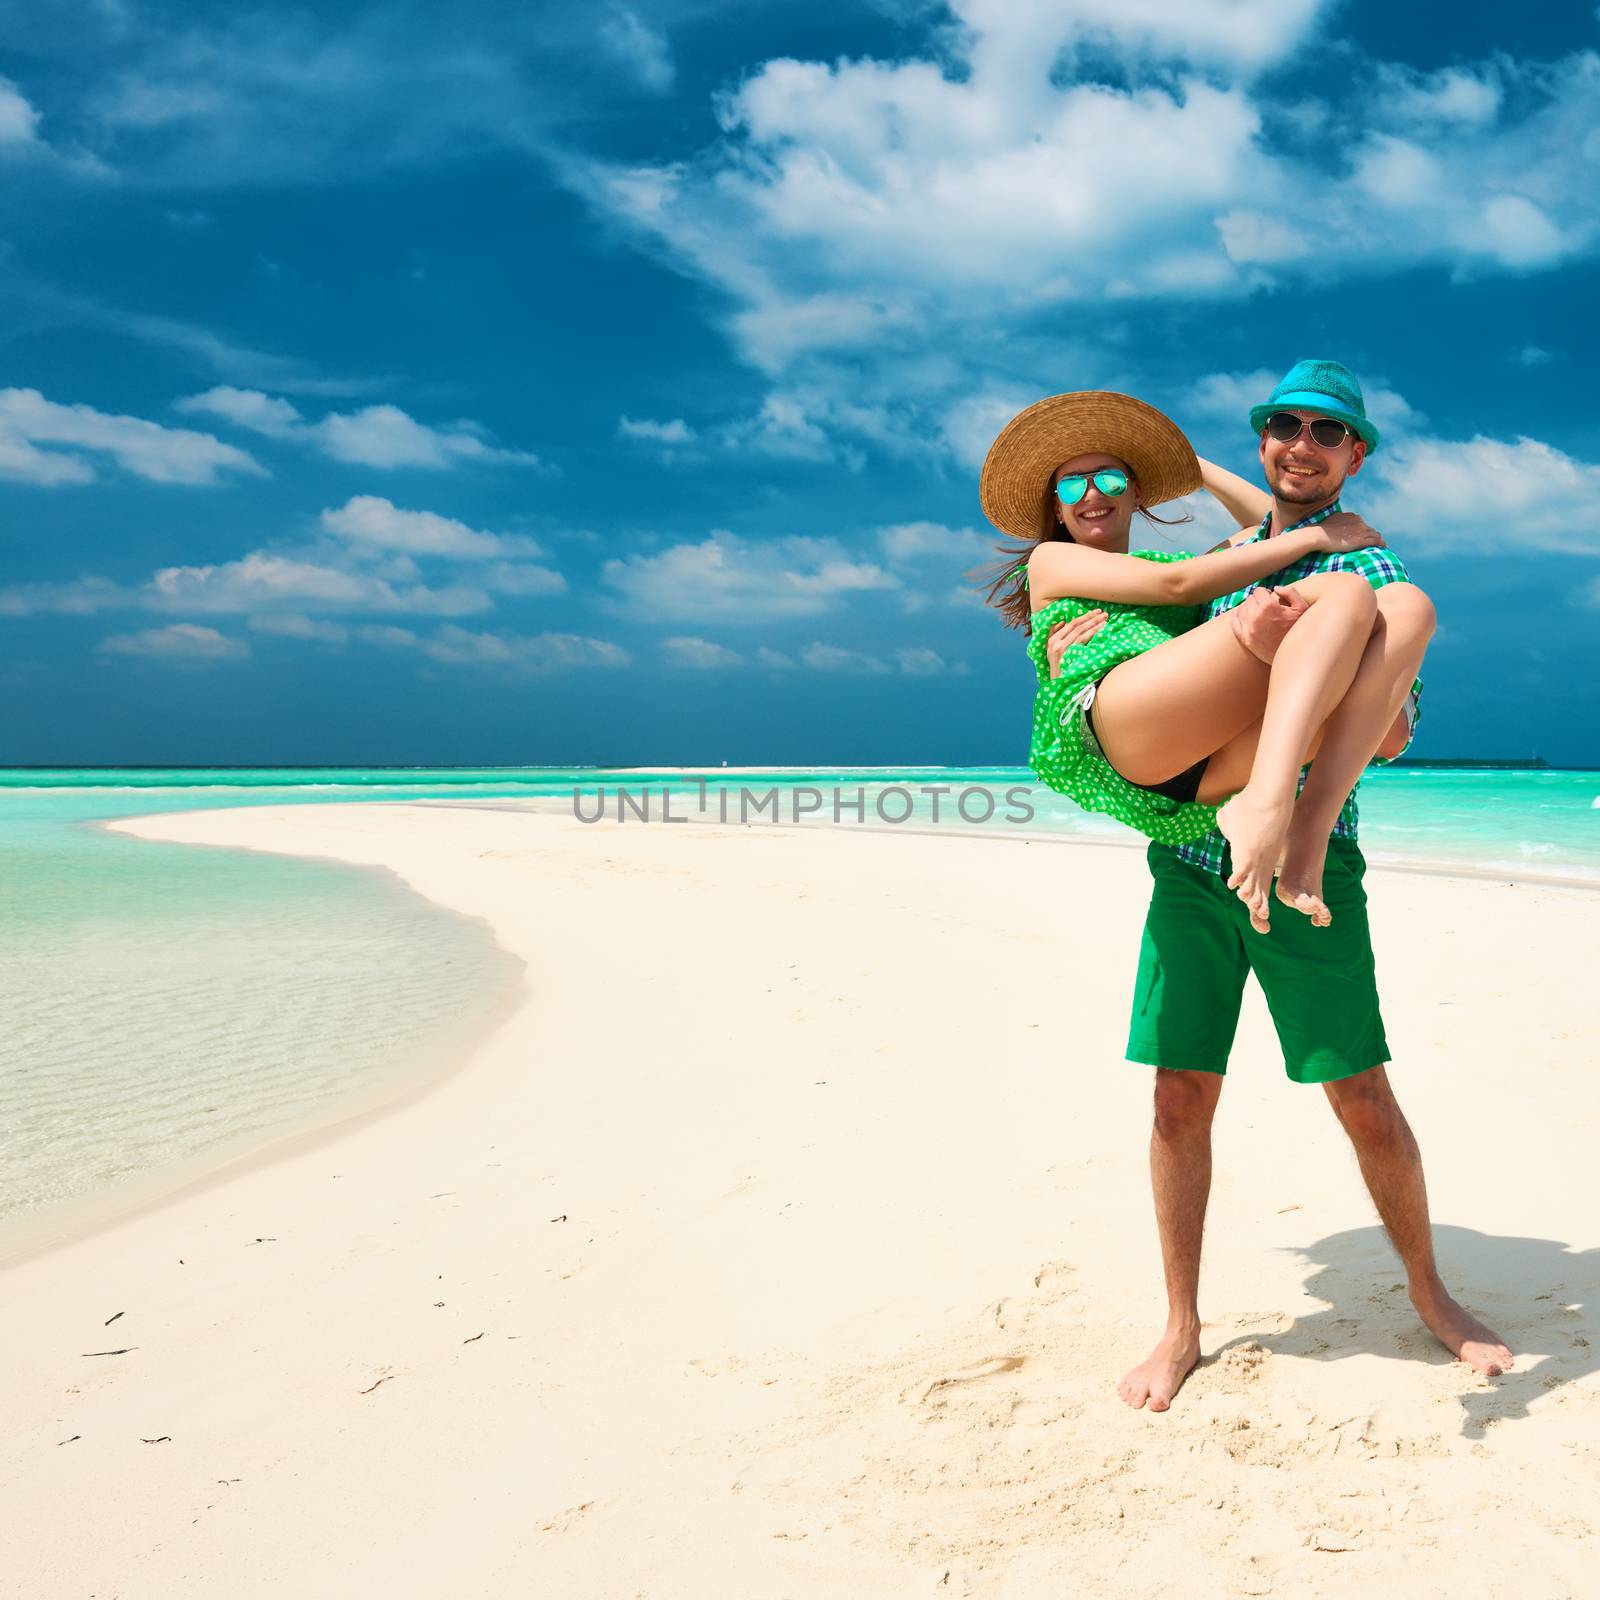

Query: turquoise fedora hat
[1248,359,1379,454]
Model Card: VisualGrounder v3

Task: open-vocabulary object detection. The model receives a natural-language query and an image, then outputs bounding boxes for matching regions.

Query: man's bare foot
[1117,1326,1201,1412]
[1275,824,1333,926]
[1217,790,1292,934]
[1412,1285,1514,1377]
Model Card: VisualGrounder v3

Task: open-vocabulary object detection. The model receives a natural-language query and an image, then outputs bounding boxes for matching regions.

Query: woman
[977,391,1427,931]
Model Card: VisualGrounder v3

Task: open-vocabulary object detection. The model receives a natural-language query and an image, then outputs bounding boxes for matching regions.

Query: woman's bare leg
[1210,572,1377,930]
[1087,614,1274,785]
[1090,574,1373,789]
[1275,583,1437,916]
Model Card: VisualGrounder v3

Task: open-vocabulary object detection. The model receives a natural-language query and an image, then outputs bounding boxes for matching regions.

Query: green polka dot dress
[1024,550,1221,846]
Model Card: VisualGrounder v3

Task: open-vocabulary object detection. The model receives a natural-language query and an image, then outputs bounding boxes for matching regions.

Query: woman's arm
[1198,457,1272,528]
[1027,516,1381,608]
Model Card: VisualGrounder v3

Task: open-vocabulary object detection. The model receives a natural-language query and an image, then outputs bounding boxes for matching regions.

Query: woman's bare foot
[1274,822,1333,926]
[1412,1285,1514,1377]
[1117,1325,1201,1412]
[1217,790,1292,934]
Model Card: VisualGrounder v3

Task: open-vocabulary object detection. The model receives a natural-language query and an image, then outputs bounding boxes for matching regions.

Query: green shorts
[1126,838,1388,1085]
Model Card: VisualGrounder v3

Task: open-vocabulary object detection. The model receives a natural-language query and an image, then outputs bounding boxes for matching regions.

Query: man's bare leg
[1120,1068,1223,1411]
[1323,1065,1514,1376]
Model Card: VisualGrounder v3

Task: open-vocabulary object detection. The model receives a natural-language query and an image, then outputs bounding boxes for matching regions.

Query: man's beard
[1274,466,1342,504]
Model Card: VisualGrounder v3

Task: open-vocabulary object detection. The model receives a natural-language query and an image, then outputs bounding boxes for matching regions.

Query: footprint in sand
[916,1354,1026,1405]
[1030,1261,1078,1303]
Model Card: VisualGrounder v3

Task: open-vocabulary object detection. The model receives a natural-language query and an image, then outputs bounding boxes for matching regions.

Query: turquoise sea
[2,765,1595,1252]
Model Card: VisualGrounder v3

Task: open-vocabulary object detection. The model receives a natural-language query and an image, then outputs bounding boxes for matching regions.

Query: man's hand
[1230,586,1308,665]
[1315,512,1386,554]
[1045,610,1107,678]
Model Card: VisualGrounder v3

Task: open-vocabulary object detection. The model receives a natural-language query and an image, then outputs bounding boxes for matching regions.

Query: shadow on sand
[1207,1223,1596,1438]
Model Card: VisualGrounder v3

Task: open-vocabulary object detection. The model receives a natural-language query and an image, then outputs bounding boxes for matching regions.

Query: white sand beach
[3,802,1597,1598]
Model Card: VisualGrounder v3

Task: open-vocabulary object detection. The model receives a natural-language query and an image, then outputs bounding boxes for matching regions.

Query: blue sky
[2,0,1598,766]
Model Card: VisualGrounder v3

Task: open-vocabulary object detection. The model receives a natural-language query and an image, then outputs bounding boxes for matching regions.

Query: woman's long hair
[969,466,1192,634]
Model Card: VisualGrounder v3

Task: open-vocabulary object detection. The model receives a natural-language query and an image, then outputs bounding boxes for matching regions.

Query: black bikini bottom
[1085,672,1209,806]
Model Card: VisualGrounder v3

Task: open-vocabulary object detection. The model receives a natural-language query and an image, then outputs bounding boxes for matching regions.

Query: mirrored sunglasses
[1056,468,1129,506]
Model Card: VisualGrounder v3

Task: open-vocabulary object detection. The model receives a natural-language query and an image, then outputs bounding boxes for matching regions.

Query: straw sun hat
[979,392,1202,543]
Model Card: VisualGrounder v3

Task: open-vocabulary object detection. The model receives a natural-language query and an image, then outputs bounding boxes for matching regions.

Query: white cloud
[0,577,125,617]
[480,561,567,596]
[597,10,674,94]
[572,24,1600,466]
[756,646,796,669]
[1365,433,1600,555]
[0,432,96,486]
[373,624,630,670]
[1517,344,1557,368]
[1215,210,1313,266]
[878,520,993,567]
[0,554,490,619]
[177,388,543,470]
[939,392,1033,473]
[0,387,265,485]
[355,624,421,648]
[317,405,541,469]
[800,642,891,674]
[601,531,899,621]
[719,393,838,461]
[1374,64,1502,128]
[663,635,744,668]
[0,77,42,147]
[177,385,303,438]
[894,646,949,675]
[248,613,349,644]
[145,552,491,616]
[98,623,250,661]
[321,495,516,559]
[618,415,695,444]
[877,520,1003,610]
[1478,193,1566,270]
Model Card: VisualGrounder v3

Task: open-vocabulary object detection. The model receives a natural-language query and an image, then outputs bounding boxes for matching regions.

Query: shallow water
[0,788,521,1247]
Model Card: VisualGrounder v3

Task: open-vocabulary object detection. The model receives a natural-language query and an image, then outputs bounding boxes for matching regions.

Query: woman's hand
[1045,610,1107,678]
[1314,512,1386,553]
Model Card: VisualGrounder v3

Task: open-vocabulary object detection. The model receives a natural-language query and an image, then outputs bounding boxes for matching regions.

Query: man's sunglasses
[1056,468,1129,505]
[1264,412,1354,449]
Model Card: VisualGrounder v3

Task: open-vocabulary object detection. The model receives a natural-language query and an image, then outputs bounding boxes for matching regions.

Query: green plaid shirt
[1165,501,1422,877]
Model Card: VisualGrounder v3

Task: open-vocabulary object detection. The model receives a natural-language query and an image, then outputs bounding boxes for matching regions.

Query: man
[1047,359,1513,1412]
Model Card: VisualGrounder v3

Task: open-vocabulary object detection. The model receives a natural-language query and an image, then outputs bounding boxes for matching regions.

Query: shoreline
[0,816,525,1272]
[4,801,1597,1596]
[414,796,1600,892]
[6,799,1595,1268]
